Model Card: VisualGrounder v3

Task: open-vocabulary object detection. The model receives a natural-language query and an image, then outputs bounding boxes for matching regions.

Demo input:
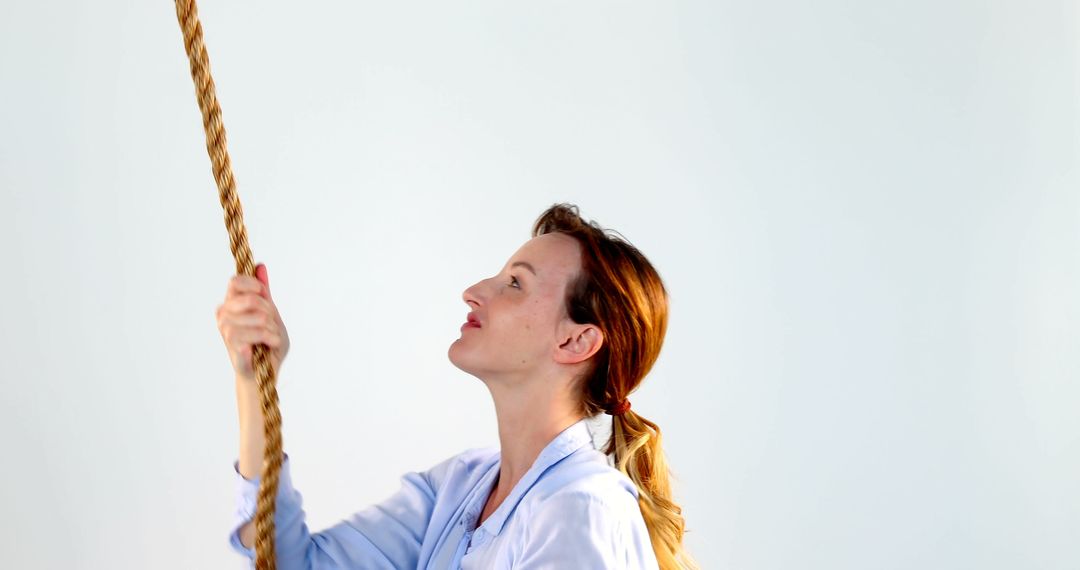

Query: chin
[447,340,472,372]
[447,342,491,381]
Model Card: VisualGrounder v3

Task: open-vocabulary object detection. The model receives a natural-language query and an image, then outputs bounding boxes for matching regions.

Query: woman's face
[448,232,600,384]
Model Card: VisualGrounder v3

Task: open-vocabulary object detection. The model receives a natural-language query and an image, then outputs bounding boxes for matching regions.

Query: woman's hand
[216,263,290,383]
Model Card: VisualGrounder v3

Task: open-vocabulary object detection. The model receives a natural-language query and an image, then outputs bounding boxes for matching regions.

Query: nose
[462,279,484,308]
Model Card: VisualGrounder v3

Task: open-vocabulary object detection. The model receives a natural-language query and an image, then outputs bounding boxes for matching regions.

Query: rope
[173,1,284,568]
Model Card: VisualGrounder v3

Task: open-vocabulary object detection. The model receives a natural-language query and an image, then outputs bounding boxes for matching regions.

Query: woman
[218,203,698,569]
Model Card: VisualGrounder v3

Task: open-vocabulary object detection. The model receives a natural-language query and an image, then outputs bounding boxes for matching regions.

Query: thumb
[255,263,272,300]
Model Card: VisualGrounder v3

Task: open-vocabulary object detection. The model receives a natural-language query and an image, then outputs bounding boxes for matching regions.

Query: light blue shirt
[229,415,660,569]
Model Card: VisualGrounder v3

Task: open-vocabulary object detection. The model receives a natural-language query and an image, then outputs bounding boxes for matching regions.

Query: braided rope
[173,1,283,568]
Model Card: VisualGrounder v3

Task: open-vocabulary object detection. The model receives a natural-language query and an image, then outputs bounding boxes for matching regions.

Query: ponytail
[608,412,701,570]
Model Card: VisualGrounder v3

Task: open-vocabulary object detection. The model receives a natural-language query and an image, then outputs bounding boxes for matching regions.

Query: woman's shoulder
[524,446,641,512]
[415,444,500,492]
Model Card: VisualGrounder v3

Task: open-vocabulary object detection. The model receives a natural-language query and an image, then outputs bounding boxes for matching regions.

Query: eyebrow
[511,261,537,276]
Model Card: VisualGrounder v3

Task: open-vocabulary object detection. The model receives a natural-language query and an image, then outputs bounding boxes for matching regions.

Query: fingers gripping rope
[173,1,284,568]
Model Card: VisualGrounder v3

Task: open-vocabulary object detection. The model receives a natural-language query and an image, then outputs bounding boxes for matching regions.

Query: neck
[484,374,583,500]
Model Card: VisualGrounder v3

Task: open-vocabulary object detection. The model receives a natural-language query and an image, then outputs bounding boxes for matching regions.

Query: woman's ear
[554,325,603,365]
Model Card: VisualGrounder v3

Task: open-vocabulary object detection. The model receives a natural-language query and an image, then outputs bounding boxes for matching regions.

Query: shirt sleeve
[513,491,660,570]
[228,452,445,570]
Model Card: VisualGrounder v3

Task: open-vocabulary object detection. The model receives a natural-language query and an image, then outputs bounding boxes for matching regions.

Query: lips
[465,312,481,328]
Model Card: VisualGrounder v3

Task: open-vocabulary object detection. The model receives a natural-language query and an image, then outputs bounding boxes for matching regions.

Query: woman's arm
[229,443,455,569]
[235,372,266,548]
[215,266,288,548]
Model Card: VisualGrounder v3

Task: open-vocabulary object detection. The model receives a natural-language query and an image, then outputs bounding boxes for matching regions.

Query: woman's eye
[509,276,520,289]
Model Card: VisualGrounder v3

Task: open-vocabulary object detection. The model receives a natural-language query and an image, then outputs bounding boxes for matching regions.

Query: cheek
[490,296,556,338]
[488,311,534,342]
[517,303,559,340]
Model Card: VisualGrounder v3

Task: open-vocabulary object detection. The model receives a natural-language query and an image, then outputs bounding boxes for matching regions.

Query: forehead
[510,233,582,281]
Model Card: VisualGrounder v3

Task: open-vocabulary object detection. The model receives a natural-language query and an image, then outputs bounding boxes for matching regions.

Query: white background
[1,1,1077,568]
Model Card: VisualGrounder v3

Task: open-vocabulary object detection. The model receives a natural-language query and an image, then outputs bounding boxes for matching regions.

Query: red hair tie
[606,399,631,416]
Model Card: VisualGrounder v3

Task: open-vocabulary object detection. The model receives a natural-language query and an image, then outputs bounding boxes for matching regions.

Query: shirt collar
[466,416,598,538]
